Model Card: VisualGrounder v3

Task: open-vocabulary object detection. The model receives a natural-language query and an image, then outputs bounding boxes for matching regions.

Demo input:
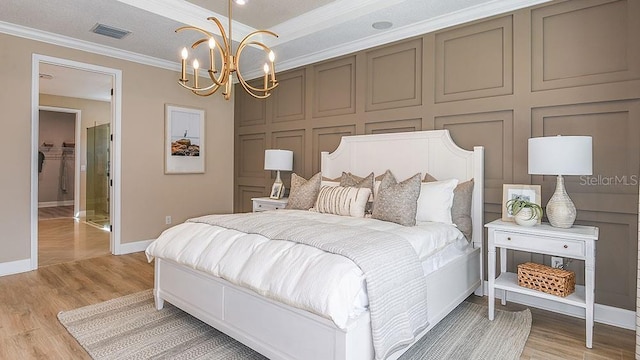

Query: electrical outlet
[165,216,172,225]
[551,256,563,268]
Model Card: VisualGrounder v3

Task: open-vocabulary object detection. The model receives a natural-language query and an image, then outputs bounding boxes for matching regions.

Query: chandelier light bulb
[208,38,215,49]
[268,51,275,62]
[263,63,270,74]
[193,59,200,69]
[181,47,188,59]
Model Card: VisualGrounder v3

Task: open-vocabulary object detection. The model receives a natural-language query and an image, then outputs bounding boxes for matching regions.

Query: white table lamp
[264,149,293,198]
[528,135,592,228]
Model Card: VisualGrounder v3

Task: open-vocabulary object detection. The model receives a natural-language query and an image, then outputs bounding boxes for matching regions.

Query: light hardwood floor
[0,253,634,359]
[38,217,110,267]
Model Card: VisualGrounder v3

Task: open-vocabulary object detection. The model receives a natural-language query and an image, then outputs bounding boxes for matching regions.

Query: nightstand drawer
[252,197,289,212]
[494,231,585,258]
[253,202,284,212]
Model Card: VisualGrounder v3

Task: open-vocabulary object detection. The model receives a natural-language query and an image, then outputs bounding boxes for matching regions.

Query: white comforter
[145,210,463,329]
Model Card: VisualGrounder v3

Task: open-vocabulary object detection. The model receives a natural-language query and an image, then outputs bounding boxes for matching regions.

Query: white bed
[149,130,484,360]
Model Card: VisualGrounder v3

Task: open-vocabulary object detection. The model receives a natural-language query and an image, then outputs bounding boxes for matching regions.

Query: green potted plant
[505,198,543,226]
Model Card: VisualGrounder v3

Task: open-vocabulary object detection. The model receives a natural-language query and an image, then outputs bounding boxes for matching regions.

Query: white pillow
[313,185,372,218]
[415,178,459,224]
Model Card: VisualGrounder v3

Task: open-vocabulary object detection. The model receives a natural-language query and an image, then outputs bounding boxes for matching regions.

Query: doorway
[31,54,123,269]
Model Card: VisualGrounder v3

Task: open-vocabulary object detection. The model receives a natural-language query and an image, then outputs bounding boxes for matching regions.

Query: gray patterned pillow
[372,170,421,226]
[340,172,374,192]
[340,172,375,211]
[423,173,474,240]
[285,172,321,210]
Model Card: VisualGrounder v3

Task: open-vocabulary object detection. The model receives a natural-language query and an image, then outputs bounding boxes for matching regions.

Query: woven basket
[517,262,575,297]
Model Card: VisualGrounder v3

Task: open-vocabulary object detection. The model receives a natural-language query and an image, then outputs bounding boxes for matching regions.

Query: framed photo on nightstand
[270,182,284,199]
[502,184,541,222]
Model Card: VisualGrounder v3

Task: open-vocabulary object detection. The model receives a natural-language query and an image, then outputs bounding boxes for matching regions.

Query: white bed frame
[153,130,484,360]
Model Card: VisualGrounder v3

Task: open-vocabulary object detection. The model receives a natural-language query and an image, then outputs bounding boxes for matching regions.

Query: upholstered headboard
[320,130,484,251]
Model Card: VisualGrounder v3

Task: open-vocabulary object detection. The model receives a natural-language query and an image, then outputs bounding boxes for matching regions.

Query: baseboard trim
[483,281,635,330]
[38,200,74,208]
[117,239,153,255]
[0,258,32,277]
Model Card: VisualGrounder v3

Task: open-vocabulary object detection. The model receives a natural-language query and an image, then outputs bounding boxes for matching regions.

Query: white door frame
[38,106,81,217]
[31,54,123,269]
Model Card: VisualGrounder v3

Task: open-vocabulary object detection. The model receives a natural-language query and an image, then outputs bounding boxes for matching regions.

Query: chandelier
[176,0,278,100]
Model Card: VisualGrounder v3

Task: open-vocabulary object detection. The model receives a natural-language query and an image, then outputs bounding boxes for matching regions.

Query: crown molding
[0,21,178,71]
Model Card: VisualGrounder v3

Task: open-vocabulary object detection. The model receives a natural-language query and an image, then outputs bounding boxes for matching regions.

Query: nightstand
[251,197,288,212]
[485,220,598,348]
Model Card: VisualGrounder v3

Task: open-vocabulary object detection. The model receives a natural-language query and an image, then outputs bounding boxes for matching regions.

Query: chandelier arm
[207,17,231,54]
[206,43,228,87]
[235,41,278,93]
[237,77,271,99]
[178,80,218,92]
[176,26,212,39]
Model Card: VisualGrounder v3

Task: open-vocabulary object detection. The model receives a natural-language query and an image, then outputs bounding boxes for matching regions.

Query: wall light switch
[165,216,172,225]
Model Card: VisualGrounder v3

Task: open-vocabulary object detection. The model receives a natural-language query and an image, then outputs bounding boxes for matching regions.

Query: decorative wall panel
[272,129,305,180]
[313,56,356,118]
[236,86,266,127]
[237,185,265,213]
[364,118,422,134]
[435,111,514,204]
[532,0,640,91]
[435,16,513,102]
[272,69,306,122]
[312,125,356,173]
[365,39,422,111]
[237,133,266,178]
[531,101,640,200]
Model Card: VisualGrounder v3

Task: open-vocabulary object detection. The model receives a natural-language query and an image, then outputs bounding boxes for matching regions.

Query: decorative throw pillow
[340,172,375,207]
[321,176,341,188]
[313,186,372,218]
[372,170,422,226]
[285,172,321,210]
[423,173,474,240]
[415,178,459,224]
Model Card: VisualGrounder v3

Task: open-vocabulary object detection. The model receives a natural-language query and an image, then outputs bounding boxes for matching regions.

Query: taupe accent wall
[234,0,640,310]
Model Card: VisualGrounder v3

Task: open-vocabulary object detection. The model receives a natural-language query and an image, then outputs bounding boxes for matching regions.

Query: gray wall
[234,0,640,310]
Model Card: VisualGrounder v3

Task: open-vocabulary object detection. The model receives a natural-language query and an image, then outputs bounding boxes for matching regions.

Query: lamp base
[546,175,576,228]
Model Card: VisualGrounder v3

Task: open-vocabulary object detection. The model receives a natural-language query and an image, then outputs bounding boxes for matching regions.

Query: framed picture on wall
[501,184,541,222]
[165,104,205,174]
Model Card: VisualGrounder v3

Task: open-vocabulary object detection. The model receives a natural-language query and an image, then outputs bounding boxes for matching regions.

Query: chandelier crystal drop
[176,0,278,100]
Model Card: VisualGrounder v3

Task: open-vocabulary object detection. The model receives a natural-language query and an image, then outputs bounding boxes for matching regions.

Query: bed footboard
[153,246,480,360]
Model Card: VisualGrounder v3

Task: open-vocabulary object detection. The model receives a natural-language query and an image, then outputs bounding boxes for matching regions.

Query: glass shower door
[86,124,110,229]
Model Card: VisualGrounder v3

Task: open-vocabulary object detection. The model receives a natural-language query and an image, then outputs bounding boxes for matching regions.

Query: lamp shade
[528,136,592,176]
[264,149,293,171]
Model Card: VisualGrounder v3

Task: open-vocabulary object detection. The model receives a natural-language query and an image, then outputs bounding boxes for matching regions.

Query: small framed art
[502,184,541,222]
[165,104,205,174]
[270,183,284,199]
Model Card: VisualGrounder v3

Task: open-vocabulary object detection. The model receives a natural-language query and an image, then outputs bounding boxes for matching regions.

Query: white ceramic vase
[514,208,538,227]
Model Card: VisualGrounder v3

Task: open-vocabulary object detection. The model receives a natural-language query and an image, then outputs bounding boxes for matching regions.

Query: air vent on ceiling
[91,23,131,40]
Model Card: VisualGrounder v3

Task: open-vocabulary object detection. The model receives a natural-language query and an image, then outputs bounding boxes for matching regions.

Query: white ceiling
[0,0,550,101]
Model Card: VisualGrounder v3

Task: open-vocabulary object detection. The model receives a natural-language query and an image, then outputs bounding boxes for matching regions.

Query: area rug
[58,290,531,360]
